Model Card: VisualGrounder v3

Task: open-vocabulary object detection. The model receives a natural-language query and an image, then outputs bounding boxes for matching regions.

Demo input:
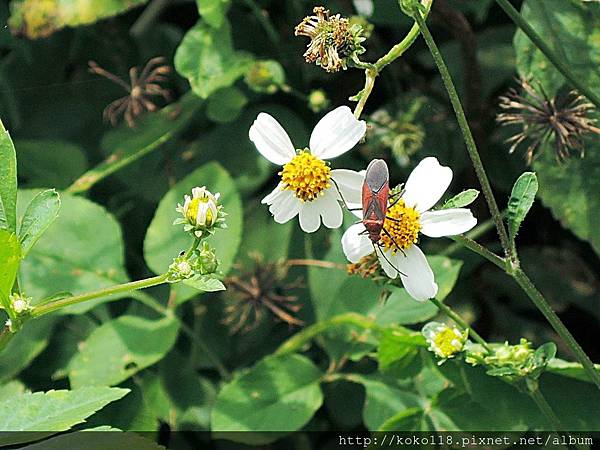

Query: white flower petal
[394,245,438,302]
[261,183,285,205]
[298,201,322,233]
[331,169,364,210]
[377,247,399,279]
[402,157,453,213]
[268,191,300,224]
[320,189,344,229]
[249,113,296,165]
[420,209,477,237]
[309,106,367,159]
[342,223,373,263]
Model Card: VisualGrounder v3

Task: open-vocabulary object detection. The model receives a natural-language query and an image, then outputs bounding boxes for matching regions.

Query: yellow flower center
[380,199,421,253]
[279,151,331,202]
[433,328,463,358]
[186,197,214,225]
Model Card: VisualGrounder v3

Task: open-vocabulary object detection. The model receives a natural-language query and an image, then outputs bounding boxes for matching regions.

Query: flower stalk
[31,274,170,318]
[410,4,600,390]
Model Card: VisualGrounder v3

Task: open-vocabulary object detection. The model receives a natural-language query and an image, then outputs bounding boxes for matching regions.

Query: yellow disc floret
[279,150,331,202]
[433,328,464,358]
[380,199,421,253]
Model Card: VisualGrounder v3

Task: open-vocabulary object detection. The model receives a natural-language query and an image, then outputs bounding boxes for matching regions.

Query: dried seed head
[497,78,600,164]
[89,56,172,128]
[223,255,304,334]
[295,6,366,72]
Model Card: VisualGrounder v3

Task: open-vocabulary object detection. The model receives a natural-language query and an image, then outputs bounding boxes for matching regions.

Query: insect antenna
[374,244,407,277]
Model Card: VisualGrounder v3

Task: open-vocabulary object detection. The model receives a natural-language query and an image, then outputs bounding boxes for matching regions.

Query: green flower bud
[196,242,219,275]
[167,254,195,283]
[9,293,32,315]
[308,89,330,113]
[245,60,286,94]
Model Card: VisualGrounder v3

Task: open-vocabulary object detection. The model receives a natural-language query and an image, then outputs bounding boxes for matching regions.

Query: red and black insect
[361,159,392,244]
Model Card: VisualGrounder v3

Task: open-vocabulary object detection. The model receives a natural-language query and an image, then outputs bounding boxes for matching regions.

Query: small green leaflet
[183,275,226,292]
[442,189,479,209]
[507,172,538,242]
[19,189,61,258]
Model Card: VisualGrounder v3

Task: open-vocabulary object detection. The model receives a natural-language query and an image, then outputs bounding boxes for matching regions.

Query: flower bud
[9,293,32,315]
[308,89,330,113]
[167,254,195,283]
[175,186,226,238]
[196,242,219,275]
[422,322,467,363]
[245,60,285,94]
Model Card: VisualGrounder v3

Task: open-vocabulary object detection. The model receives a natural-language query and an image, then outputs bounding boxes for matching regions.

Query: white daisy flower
[341,157,477,301]
[249,105,367,233]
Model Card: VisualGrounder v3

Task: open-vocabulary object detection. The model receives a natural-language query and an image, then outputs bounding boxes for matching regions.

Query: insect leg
[330,178,360,212]
[381,227,407,257]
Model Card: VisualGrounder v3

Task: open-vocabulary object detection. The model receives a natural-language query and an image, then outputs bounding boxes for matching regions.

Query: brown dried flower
[88,56,172,128]
[497,78,600,164]
[295,6,365,72]
[223,255,304,334]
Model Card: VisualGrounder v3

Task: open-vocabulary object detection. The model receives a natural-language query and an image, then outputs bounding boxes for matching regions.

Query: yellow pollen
[433,328,463,358]
[380,199,421,253]
[279,151,331,202]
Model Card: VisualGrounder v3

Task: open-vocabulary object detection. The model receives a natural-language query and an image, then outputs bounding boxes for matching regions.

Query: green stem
[526,380,564,433]
[31,274,169,318]
[243,0,280,45]
[275,313,399,356]
[512,268,600,389]
[429,297,491,353]
[130,0,171,37]
[412,9,513,261]
[373,0,432,72]
[494,0,600,109]
[352,0,432,118]
[450,235,506,270]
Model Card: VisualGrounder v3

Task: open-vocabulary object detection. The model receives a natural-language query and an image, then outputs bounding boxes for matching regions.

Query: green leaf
[346,374,421,431]
[18,189,60,258]
[9,0,149,39]
[16,140,87,190]
[183,275,226,292]
[175,20,252,99]
[18,190,128,314]
[375,256,463,325]
[514,1,600,257]
[442,189,479,209]
[0,229,20,302]
[211,354,323,441]
[206,87,248,123]
[20,429,164,450]
[377,329,426,378]
[515,0,600,96]
[507,172,538,242]
[196,0,231,28]
[67,315,180,388]
[0,387,129,434]
[547,358,600,383]
[0,119,17,232]
[0,316,56,382]
[69,94,200,194]
[0,380,25,402]
[144,162,242,304]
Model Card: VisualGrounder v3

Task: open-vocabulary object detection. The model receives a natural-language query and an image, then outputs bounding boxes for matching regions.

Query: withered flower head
[497,78,600,164]
[347,253,387,282]
[88,56,172,128]
[295,6,366,72]
[223,255,304,334]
